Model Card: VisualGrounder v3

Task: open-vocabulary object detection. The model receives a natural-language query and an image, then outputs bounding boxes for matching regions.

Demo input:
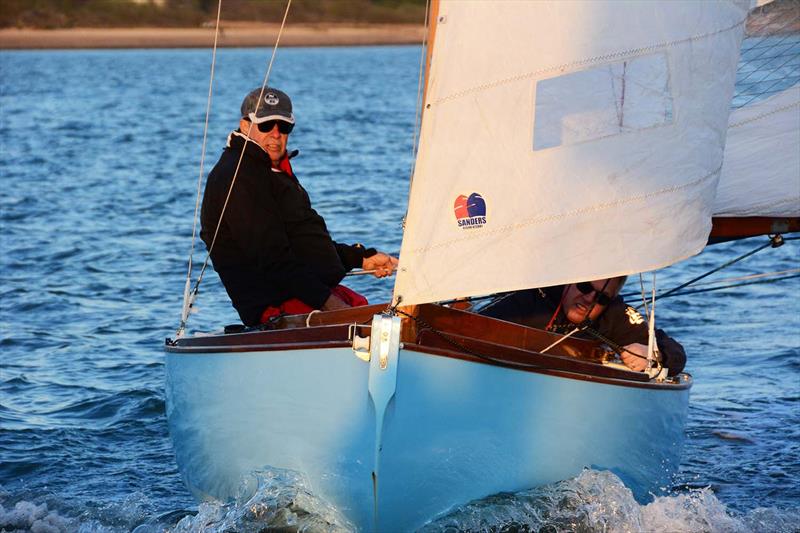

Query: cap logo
[264,93,280,106]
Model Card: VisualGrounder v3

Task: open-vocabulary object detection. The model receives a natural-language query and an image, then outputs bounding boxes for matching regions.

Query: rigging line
[187,0,293,321]
[178,0,224,335]
[652,236,777,302]
[410,0,430,171]
[735,13,799,87]
[621,269,800,301]
[538,327,584,355]
[638,273,650,319]
[581,326,652,362]
[736,51,800,108]
[678,268,800,288]
[621,268,800,300]
[646,271,658,367]
[739,45,800,89]
[403,0,431,227]
[653,273,800,298]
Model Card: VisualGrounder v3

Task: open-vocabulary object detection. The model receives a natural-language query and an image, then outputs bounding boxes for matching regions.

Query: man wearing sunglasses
[480,277,686,376]
[200,87,398,327]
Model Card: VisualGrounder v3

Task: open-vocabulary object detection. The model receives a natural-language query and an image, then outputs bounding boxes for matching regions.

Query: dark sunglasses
[255,120,294,134]
[575,281,613,306]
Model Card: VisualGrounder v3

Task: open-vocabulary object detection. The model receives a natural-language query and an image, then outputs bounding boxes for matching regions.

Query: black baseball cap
[240,87,295,124]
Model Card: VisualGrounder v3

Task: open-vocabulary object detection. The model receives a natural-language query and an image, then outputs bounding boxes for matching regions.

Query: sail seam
[404,166,722,255]
[728,99,800,129]
[716,196,800,216]
[429,18,746,107]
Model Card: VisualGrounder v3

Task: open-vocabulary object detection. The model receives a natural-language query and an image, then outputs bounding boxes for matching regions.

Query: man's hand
[621,343,649,372]
[321,293,350,311]
[362,252,399,278]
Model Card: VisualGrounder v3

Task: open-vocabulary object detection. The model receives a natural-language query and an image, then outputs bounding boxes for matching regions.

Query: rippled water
[1,46,798,532]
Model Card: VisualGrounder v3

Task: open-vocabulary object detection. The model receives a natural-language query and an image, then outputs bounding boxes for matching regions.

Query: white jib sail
[393,0,749,306]
[714,86,800,217]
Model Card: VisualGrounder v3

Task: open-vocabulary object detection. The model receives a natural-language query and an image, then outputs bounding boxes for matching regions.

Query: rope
[403,0,431,230]
[410,0,430,175]
[646,272,658,367]
[671,268,800,288]
[177,0,224,337]
[638,273,650,319]
[649,235,779,302]
[581,326,652,363]
[620,235,796,307]
[733,8,800,108]
[538,326,583,355]
[178,0,293,336]
[650,273,800,299]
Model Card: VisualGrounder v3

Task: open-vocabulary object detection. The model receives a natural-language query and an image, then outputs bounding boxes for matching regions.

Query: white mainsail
[715,86,800,217]
[394,0,749,306]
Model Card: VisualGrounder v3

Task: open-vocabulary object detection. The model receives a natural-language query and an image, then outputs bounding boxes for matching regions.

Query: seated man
[479,277,686,376]
[201,86,397,327]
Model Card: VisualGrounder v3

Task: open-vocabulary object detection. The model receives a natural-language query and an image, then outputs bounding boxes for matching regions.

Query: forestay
[394,0,749,306]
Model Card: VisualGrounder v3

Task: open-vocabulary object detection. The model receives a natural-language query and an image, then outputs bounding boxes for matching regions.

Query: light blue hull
[166,342,689,531]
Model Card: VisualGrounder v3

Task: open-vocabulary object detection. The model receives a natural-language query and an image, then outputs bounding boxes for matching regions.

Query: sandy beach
[0,23,425,49]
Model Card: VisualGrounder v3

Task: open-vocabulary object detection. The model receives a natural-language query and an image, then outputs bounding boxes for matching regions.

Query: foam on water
[420,470,800,533]
[4,470,798,533]
[0,500,72,533]
[166,468,353,533]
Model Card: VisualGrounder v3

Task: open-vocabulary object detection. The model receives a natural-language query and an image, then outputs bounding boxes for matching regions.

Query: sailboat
[165,1,798,531]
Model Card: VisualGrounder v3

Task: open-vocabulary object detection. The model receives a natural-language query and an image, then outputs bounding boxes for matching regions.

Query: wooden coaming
[166,303,689,389]
[414,329,645,381]
[412,304,607,360]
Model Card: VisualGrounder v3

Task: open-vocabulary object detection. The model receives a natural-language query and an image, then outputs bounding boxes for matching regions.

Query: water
[1,46,798,532]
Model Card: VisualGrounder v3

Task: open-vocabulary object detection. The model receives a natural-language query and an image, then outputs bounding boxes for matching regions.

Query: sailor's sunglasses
[254,120,294,134]
[575,282,613,306]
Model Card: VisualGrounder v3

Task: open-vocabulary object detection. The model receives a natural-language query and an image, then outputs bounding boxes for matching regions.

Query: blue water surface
[1,46,798,532]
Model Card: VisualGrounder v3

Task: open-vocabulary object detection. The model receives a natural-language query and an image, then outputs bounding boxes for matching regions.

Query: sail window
[533,53,674,151]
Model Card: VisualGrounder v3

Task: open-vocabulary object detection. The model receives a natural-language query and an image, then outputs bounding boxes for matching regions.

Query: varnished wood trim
[403,343,691,391]
[413,304,606,360]
[168,324,368,350]
[415,329,646,381]
[166,340,352,354]
[709,216,799,243]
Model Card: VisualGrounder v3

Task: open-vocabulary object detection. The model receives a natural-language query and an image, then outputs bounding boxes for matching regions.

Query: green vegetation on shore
[0,0,427,29]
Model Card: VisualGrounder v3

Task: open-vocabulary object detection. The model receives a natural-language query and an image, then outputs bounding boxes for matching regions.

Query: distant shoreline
[0,23,426,50]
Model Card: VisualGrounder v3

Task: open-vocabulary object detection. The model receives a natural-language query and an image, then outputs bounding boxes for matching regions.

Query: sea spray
[168,467,352,533]
[419,469,800,533]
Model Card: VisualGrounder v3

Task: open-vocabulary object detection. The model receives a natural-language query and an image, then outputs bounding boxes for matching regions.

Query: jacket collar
[226,130,271,163]
[226,130,299,174]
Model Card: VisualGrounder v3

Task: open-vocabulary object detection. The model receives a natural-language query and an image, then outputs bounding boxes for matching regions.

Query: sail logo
[454,193,487,230]
[264,93,280,105]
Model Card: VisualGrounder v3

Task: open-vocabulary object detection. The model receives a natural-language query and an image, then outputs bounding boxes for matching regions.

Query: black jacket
[480,286,686,375]
[200,132,368,326]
